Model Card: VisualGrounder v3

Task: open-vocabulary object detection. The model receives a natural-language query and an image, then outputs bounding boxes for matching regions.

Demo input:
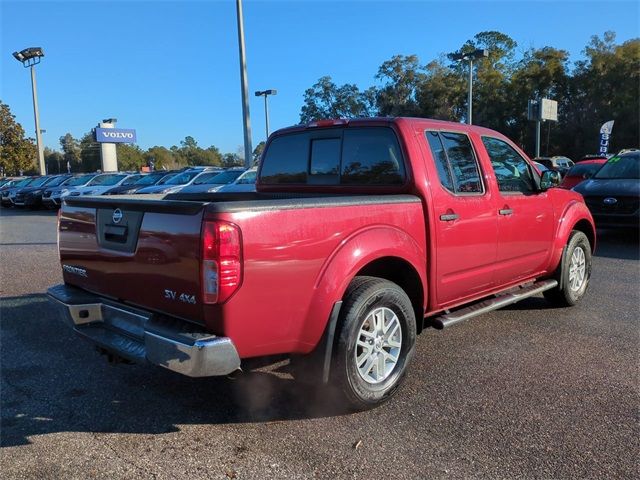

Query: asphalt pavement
[1,207,638,479]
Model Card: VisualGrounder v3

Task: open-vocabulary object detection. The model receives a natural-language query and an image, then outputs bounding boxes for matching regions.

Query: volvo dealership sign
[95,128,137,143]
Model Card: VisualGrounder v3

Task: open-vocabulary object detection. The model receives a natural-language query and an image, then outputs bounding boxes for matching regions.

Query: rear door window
[425,131,483,194]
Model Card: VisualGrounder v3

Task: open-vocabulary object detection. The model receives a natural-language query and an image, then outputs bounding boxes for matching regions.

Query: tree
[222,152,242,167]
[375,55,425,116]
[145,146,177,169]
[116,144,145,171]
[60,133,82,172]
[252,141,266,165]
[44,147,64,174]
[78,132,101,172]
[0,101,37,175]
[299,76,376,123]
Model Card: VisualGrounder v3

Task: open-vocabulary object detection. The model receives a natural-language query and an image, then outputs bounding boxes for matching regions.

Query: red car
[48,118,595,409]
[559,159,607,189]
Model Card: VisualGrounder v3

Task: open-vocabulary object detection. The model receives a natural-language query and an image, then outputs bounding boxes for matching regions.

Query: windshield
[194,170,244,185]
[594,153,639,180]
[14,178,35,187]
[121,174,144,186]
[166,171,199,185]
[63,175,96,186]
[157,173,177,185]
[28,176,52,188]
[45,176,69,187]
[236,170,257,184]
[87,174,127,186]
[135,173,166,185]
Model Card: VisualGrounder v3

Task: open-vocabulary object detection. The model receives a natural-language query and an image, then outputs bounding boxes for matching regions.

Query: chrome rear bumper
[47,284,240,377]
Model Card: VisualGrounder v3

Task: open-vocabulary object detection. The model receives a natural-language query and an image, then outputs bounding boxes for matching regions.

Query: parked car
[66,173,131,197]
[534,156,575,176]
[177,168,246,194]
[573,151,639,228]
[43,174,99,208]
[5,176,46,207]
[216,167,258,193]
[135,170,204,194]
[1,177,38,207]
[14,174,72,208]
[49,117,595,410]
[559,159,608,189]
[104,171,180,195]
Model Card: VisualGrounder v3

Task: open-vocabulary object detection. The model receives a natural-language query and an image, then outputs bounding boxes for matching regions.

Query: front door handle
[499,208,513,216]
[439,213,459,221]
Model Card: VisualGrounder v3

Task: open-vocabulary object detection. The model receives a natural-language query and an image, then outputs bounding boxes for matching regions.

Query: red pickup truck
[48,118,595,409]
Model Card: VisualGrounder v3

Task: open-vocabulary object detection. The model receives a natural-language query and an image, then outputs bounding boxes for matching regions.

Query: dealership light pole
[12,47,46,174]
[255,89,277,139]
[236,0,253,168]
[451,49,488,125]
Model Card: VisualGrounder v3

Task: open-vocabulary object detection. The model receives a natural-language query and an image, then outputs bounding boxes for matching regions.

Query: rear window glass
[261,127,405,185]
[566,164,602,177]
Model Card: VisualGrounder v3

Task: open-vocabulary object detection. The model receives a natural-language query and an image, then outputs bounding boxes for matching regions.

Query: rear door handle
[499,208,513,216]
[439,213,459,221]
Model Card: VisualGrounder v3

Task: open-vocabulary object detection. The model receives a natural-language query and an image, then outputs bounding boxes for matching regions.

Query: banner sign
[598,120,614,154]
[95,128,137,144]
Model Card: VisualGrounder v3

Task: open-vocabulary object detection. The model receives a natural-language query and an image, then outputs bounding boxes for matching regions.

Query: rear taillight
[201,221,242,304]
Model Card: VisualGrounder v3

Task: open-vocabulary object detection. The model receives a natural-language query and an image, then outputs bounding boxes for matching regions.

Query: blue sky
[2,0,639,155]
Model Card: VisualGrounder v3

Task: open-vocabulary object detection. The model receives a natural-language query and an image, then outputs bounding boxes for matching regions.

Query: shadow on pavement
[594,228,639,261]
[0,294,349,448]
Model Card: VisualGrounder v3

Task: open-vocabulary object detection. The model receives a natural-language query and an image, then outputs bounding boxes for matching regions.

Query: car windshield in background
[28,176,52,188]
[87,174,127,186]
[566,163,602,177]
[165,172,198,185]
[45,176,70,187]
[121,175,144,186]
[157,174,178,185]
[135,173,166,185]
[63,175,95,186]
[194,170,243,185]
[593,153,640,180]
[237,170,257,184]
[14,178,35,187]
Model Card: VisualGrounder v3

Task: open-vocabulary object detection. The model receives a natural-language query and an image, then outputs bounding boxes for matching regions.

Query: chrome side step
[432,279,558,330]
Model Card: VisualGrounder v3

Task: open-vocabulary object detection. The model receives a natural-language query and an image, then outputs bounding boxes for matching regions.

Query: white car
[63,173,133,198]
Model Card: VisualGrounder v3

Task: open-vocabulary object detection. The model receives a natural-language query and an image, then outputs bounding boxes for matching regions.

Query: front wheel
[544,230,592,306]
[332,276,416,410]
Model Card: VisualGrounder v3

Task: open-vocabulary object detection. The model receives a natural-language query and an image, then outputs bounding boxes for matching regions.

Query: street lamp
[451,48,488,125]
[12,47,46,175]
[255,89,277,139]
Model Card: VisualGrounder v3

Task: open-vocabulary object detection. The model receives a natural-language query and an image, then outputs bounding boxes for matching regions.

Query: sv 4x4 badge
[164,289,196,304]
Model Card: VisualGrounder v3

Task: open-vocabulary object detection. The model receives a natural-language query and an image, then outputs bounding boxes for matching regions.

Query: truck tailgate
[59,196,206,324]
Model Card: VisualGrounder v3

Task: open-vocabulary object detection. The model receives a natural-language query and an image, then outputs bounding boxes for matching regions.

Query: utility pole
[450,49,488,125]
[236,0,253,168]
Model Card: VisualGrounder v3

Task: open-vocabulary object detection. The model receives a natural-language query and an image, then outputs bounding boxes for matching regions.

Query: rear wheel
[544,231,592,306]
[332,276,416,410]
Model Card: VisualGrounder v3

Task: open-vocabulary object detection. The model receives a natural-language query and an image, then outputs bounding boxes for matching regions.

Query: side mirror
[540,170,561,191]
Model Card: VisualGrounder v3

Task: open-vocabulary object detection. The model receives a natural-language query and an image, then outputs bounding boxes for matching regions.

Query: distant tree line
[299,31,639,160]
[0,99,265,175]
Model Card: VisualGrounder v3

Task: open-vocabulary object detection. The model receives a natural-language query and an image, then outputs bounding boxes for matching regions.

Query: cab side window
[425,131,483,194]
[482,137,536,193]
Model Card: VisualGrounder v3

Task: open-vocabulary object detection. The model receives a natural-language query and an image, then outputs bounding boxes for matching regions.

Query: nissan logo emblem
[112,208,123,224]
[603,197,618,205]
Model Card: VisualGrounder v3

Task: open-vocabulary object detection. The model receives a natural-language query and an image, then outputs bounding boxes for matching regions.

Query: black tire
[543,231,592,306]
[332,276,416,410]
